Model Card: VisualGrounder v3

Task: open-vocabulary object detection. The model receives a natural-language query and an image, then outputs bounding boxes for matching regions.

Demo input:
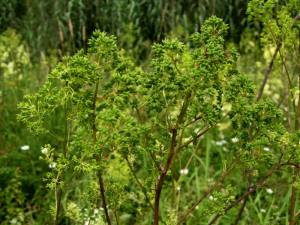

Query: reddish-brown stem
[208,163,300,224]
[256,45,279,102]
[98,169,111,225]
[154,91,191,224]
[114,210,119,225]
[265,20,293,95]
[233,171,253,225]
[92,81,111,225]
[176,160,238,224]
[281,43,293,134]
[184,115,203,127]
[154,128,178,225]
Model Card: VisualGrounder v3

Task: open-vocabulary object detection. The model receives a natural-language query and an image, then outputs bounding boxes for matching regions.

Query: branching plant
[17,9,300,225]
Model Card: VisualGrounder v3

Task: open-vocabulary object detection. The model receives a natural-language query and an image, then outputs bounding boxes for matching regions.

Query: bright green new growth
[17,16,300,224]
[246,2,300,224]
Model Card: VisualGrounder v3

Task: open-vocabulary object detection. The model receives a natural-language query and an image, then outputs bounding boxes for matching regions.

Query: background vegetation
[0,0,299,224]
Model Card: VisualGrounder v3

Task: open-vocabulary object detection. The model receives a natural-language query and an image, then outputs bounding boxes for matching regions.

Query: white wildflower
[100,207,104,211]
[263,147,270,151]
[94,209,99,214]
[10,218,18,224]
[216,141,223,146]
[20,145,30,150]
[41,148,48,154]
[209,196,214,200]
[180,169,189,175]
[261,209,266,213]
[221,140,227,144]
[266,188,273,194]
[231,137,239,143]
[49,163,56,168]
[195,206,199,210]
[177,187,181,191]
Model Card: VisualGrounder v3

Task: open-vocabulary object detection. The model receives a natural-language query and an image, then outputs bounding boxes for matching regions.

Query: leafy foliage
[0,1,299,224]
[16,13,300,224]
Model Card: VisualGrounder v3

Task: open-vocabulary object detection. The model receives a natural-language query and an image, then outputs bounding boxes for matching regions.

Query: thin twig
[174,136,203,189]
[97,169,111,225]
[154,90,192,225]
[233,171,253,225]
[208,163,300,224]
[113,210,119,225]
[124,154,154,211]
[281,44,293,134]
[92,81,111,225]
[262,182,293,186]
[184,115,203,127]
[176,160,238,224]
[256,45,279,102]
[175,112,229,153]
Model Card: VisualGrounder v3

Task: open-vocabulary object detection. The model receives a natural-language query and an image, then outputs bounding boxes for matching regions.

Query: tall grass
[1,0,254,63]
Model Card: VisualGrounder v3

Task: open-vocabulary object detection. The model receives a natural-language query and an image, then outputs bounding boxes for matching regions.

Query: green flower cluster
[17,16,300,224]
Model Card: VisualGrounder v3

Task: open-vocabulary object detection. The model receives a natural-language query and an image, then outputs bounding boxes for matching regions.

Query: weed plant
[1,1,300,224]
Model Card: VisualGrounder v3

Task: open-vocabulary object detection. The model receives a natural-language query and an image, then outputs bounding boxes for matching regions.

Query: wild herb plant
[239,1,300,224]
[17,15,300,225]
